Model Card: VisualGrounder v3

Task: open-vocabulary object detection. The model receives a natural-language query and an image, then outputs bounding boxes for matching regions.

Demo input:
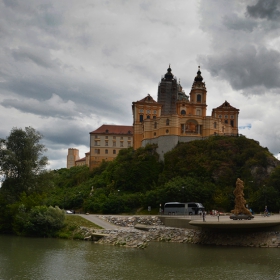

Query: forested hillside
[45,136,280,214]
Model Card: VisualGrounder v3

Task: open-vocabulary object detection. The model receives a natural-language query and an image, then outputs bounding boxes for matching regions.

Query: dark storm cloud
[201,46,280,91]
[247,0,280,21]
[0,67,127,121]
[222,14,256,32]
[40,121,91,146]
[11,47,59,69]
[199,0,280,97]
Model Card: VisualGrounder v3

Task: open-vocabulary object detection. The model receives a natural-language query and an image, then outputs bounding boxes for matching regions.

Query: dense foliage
[0,127,62,236]
[13,205,65,237]
[46,136,280,214]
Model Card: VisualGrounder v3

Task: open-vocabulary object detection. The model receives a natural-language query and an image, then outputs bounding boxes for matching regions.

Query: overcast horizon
[1,0,280,170]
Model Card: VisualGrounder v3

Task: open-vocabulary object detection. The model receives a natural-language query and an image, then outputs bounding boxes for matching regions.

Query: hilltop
[46,135,280,214]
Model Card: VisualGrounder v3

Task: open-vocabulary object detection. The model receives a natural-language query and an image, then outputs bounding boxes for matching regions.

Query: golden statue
[231,178,252,216]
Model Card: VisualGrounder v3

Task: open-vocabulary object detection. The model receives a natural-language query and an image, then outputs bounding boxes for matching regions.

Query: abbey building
[67,66,239,168]
[132,66,239,160]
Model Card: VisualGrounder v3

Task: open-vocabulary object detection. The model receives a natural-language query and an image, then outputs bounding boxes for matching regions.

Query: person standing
[264,206,268,217]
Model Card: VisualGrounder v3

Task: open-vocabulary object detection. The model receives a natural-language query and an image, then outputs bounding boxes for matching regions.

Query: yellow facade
[132,66,239,158]
[89,125,133,169]
[67,125,133,169]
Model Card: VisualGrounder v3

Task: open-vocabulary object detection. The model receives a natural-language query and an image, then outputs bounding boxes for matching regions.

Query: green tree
[0,127,48,202]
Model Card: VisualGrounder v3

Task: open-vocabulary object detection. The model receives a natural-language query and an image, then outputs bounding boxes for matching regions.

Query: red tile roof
[76,157,86,162]
[214,100,239,111]
[90,124,133,135]
[137,94,157,103]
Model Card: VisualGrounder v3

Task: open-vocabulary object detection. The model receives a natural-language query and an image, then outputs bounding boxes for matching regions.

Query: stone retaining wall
[99,215,164,227]
[97,227,201,249]
[77,216,280,249]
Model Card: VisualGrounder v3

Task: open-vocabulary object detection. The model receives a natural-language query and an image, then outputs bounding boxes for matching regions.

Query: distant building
[67,148,80,169]
[67,149,90,168]
[75,152,90,167]
[89,124,133,169]
[132,66,239,160]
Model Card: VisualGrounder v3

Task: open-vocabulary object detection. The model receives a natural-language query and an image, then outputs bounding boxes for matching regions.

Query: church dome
[164,65,174,80]
[194,66,203,82]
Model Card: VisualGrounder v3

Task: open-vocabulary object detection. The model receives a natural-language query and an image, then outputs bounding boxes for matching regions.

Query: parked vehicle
[164,202,205,215]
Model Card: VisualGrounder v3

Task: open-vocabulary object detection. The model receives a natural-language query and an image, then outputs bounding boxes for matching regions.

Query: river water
[1,235,280,280]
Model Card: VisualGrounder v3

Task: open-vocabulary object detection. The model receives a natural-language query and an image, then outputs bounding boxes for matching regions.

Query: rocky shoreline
[76,215,280,248]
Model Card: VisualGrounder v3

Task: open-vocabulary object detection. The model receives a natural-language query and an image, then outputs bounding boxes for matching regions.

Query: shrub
[14,205,65,237]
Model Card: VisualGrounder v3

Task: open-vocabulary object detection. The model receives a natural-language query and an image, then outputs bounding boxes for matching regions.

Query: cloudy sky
[1,0,280,170]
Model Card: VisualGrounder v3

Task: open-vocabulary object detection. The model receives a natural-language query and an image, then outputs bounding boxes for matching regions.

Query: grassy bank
[56,215,102,240]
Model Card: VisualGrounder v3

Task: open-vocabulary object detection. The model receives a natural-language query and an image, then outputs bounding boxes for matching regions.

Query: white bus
[164,202,205,215]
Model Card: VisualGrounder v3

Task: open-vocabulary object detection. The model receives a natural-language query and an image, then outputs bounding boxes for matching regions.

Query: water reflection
[1,235,280,280]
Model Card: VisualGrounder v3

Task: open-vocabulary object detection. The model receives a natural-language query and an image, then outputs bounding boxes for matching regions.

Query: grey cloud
[11,47,59,69]
[223,14,256,32]
[139,1,152,11]
[1,94,78,119]
[102,46,118,57]
[201,45,280,92]
[40,120,92,146]
[3,0,18,8]
[3,0,63,32]
[0,65,128,120]
[2,0,280,169]
[198,0,280,96]
[2,76,57,101]
[247,0,280,21]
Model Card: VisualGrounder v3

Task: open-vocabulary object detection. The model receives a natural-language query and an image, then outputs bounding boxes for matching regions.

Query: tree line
[1,127,280,236]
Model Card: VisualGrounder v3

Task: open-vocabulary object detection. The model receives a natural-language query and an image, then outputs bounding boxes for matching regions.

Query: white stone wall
[142,135,202,160]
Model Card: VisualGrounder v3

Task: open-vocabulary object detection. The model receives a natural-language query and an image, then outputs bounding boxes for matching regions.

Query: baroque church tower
[157,65,180,115]
[132,65,239,160]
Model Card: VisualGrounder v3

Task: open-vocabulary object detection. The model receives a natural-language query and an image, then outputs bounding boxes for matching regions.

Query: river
[0,235,279,280]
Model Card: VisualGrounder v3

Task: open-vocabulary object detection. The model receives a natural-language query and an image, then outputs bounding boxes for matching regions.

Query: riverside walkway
[78,214,120,229]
